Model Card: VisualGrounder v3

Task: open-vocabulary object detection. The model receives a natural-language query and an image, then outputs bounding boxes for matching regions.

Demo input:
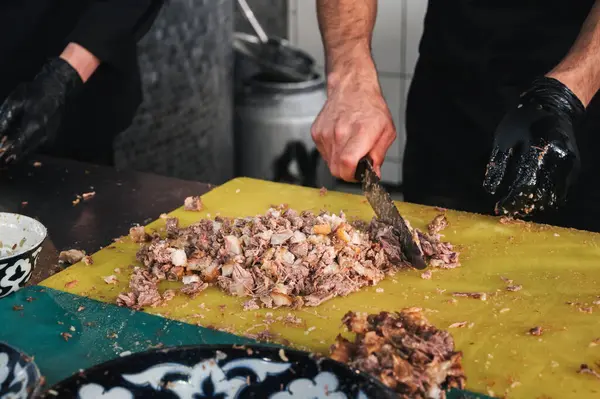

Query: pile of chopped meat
[330,309,466,399]
[117,206,459,310]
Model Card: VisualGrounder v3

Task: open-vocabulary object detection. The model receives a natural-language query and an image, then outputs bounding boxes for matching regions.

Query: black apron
[404,0,600,232]
[0,0,157,166]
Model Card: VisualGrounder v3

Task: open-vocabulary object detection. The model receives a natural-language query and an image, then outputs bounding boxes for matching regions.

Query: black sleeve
[66,0,165,70]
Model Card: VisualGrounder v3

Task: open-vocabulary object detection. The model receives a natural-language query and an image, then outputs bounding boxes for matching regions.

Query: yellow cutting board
[41,178,600,399]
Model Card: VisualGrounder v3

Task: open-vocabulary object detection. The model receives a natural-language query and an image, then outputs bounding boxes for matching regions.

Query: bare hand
[311,74,396,181]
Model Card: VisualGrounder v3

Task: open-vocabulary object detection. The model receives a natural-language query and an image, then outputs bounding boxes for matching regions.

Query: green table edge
[0,286,490,398]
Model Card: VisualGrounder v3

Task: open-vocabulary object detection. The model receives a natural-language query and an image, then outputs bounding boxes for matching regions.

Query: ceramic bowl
[43,344,396,398]
[0,342,42,398]
[0,213,47,298]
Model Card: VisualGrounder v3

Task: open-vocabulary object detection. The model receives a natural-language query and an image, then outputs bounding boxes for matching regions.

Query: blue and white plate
[42,344,395,399]
[0,342,42,398]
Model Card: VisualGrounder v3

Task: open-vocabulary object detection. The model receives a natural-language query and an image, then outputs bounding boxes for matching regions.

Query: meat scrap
[184,196,203,211]
[368,214,460,269]
[116,267,174,310]
[118,208,460,310]
[330,309,466,399]
[59,249,86,265]
[578,364,600,380]
[452,292,487,301]
[529,326,543,336]
[506,285,522,292]
[82,255,93,265]
[129,226,150,243]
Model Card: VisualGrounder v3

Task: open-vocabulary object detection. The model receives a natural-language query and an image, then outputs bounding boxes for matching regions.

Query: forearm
[547,0,600,106]
[60,43,100,83]
[316,0,379,88]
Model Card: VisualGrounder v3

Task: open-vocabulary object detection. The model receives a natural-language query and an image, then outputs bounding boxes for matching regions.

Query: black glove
[0,58,83,165]
[483,76,585,217]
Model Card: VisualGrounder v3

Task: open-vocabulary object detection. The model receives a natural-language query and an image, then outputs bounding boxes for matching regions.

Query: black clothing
[0,0,163,165]
[404,1,600,232]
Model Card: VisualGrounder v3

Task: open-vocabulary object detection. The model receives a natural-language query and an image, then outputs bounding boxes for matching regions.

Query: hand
[311,72,396,182]
[483,76,585,217]
[0,57,83,166]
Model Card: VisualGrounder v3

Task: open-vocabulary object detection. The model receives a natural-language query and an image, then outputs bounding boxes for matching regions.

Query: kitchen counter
[0,156,211,284]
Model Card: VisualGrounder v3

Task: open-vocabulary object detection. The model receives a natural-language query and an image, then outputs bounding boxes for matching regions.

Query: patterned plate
[0,342,42,398]
[42,344,395,398]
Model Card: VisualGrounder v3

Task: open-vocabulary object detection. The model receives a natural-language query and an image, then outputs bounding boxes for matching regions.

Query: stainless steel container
[234,33,334,188]
[235,70,335,189]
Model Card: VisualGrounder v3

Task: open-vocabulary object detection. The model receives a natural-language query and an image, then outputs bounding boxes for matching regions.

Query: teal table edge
[0,286,490,398]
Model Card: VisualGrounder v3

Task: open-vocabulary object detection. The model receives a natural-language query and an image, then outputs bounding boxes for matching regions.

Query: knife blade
[355,156,427,270]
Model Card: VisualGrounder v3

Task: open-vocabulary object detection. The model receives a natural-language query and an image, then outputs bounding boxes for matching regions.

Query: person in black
[311,0,600,232]
[0,1,164,167]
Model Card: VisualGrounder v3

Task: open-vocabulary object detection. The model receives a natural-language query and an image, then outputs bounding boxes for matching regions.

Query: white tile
[294,0,325,66]
[372,0,403,74]
[381,159,402,185]
[379,76,403,161]
[405,0,428,74]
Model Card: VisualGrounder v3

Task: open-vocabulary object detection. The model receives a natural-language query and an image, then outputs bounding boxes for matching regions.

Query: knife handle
[355,155,374,181]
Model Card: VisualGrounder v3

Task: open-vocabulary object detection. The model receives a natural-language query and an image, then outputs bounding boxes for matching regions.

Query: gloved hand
[0,58,83,165]
[483,76,585,217]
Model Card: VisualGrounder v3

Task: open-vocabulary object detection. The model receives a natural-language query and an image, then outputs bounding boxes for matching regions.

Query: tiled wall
[234,0,288,38]
[288,0,427,185]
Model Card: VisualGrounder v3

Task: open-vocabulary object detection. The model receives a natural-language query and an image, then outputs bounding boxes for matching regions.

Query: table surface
[0,156,211,284]
[0,157,487,398]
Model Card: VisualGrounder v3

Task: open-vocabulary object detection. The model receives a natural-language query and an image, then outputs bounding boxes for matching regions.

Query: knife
[355,156,427,270]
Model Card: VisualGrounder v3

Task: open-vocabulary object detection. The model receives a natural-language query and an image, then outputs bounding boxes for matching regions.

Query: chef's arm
[63,0,164,75]
[316,0,378,86]
[547,0,600,106]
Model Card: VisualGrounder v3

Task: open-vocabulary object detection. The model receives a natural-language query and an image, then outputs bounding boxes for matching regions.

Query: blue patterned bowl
[0,213,47,298]
[43,344,396,398]
[0,342,42,398]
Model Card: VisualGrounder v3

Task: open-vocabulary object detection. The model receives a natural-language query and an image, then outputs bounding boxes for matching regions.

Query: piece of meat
[452,292,487,301]
[82,255,93,265]
[529,326,543,336]
[184,196,203,211]
[180,282,208,298]
[428,214,449,235]
[331,309,466,399]
[129,226,150,243]
[59,249,86,264]
[578,364,600,380]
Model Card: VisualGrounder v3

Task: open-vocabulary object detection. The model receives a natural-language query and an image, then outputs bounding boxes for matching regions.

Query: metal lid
[233,32,316,83]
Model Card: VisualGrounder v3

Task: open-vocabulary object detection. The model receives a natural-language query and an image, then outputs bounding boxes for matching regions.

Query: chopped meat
[243,299,260,311]
[13,305,23,311]
[330,309,466,399]
[119,208,460,310]
[578,364,600,380]
[421,270,432,280]
[499,216,525,225]
[180,281,208,298]
[452,292,487,301]
[449,321,468,329]
[184,196,203,211]
[103,275,118,285]
[60,332,72,342]
[82,256,93,265]
[529,326,543,336]
[319,187,327,196]
[64,280,78,289]
[116,267,173,310]
[59,249,86,264]
[129,226,150,243]
[428,214,449,235]
[368,216,460,269]
[506,285,522,292]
